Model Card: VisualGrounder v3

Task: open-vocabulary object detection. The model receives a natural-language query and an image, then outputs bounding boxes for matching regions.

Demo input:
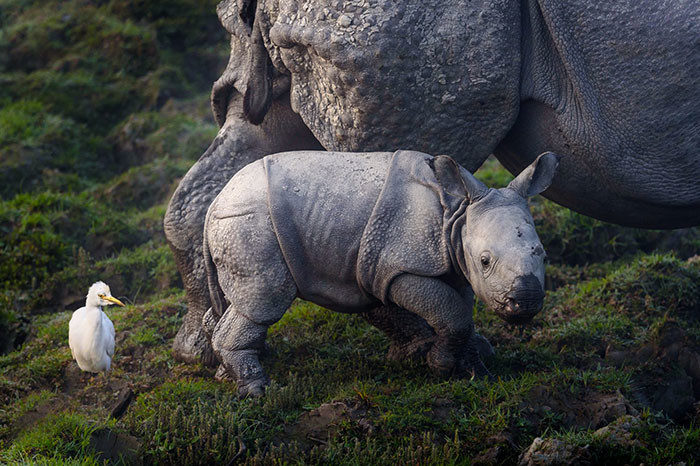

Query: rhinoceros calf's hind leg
[208,222,297,397]
[211,277,296,397]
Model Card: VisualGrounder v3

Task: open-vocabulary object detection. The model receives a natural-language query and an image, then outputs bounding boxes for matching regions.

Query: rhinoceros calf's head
[435,152,561,325]
[463,189,548,324]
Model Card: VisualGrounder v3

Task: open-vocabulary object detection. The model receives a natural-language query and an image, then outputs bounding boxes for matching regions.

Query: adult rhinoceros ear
[243,4,273,125]
[433,155,489,202]
[507,151,562,198]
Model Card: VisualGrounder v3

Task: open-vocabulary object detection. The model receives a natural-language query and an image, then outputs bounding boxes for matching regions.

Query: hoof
[172,324,217,367]
[387,337,435,362]
[237,376,270,398]
[457,358,493,380]
[426,344,456,378]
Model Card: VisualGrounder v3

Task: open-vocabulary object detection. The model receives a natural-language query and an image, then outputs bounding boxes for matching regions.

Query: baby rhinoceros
[203,150,560,396]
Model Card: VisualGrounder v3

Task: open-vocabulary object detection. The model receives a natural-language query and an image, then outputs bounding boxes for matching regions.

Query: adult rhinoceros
[164,0,700,364]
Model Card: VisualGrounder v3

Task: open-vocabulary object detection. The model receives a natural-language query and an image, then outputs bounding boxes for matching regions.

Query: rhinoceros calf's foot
[427,331,490,379]
[238,375,270,398]
[217,347,269,397]
[456,344,492,379]
[214,364,233,382]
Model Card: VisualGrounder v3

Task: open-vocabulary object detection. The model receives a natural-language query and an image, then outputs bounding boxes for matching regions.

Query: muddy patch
[606,321,700,421]
[521,386,637,431]
[90,427,142,465]
[286,400,374,448]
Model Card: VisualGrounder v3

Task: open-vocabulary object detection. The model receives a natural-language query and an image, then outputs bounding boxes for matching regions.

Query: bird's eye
[480,253,491,269]
[98,294,105,299]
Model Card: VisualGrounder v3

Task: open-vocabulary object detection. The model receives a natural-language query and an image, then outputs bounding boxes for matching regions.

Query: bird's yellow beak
[103,295,125,307]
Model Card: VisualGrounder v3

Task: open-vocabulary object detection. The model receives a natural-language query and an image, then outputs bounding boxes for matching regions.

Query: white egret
[68,281,124,373]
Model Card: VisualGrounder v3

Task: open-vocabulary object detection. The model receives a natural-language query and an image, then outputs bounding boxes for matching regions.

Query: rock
[678,348,700,398]
[592,414,642,448]
[287,400,372,444]
[109,388,134,419]
[586,391,639,429]
[648,374,695,422]
[604,347,634,367]
[518,437,589,466]
[522,386,637,430]
[337,14,352,27]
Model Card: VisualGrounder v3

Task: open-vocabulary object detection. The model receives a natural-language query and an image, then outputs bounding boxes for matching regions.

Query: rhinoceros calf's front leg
[388,274,488,377]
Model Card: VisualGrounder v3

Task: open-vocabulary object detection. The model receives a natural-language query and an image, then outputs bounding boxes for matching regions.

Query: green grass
[0,411,115,465]
[0,0,699,463]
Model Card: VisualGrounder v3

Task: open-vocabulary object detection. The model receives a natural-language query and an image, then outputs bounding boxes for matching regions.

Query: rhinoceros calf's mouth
[494,297,543,325]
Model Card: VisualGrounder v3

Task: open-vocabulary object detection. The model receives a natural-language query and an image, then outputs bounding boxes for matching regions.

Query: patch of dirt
[90,427,142,465]
[521,387,638,431]
[286,400,374,448]
[472,431,518,465]
[430,398,457,423]
[606,321,700,421]
[9,397,69,438]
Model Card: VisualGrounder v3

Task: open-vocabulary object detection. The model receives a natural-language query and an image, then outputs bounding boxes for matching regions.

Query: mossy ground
[1,1,700,464]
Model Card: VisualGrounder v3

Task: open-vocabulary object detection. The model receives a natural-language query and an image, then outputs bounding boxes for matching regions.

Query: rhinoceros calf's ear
[507,151,562,198]
[433,155,489,203]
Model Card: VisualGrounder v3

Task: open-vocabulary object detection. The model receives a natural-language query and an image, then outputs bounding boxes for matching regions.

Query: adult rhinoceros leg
[164,92,322,365]
[388,274,490,378]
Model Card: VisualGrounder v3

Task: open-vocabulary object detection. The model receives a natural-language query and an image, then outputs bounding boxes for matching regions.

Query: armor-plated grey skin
[203,150,560,396]
[165,0,700,363]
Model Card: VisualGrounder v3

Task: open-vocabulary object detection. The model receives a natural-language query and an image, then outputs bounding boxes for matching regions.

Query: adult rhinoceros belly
[261,0,521,172]
[496,0,700,228]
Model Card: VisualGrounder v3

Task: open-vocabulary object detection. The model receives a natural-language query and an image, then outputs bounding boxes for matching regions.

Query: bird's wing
[104,313,115,358]
[68,309,81,356]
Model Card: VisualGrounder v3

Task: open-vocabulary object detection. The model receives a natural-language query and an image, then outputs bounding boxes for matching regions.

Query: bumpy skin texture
[204,150,558,396]
[167,0,700,362]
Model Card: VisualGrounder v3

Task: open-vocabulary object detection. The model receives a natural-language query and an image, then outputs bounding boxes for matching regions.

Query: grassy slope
[1,1,700,464]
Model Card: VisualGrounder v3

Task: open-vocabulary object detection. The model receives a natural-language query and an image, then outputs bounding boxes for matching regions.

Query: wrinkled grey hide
[165,0,700,363]
[203,150,559,396]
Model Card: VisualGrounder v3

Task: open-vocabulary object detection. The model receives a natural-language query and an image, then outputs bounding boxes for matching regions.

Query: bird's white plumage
[68,281,122,373]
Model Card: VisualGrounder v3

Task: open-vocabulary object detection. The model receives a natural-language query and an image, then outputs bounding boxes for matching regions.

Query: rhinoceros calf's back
[264,151,393,310]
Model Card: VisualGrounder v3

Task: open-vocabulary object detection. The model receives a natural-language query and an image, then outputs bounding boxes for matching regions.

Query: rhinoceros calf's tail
[203,222,227,319]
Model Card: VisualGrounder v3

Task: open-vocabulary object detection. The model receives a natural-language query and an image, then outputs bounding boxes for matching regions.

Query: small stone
[338,14,352,27]
[109,388,134,419]
[518,437,590,466]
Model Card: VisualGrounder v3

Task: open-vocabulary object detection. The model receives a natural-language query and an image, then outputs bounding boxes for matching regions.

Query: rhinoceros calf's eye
[480,254,491,268]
